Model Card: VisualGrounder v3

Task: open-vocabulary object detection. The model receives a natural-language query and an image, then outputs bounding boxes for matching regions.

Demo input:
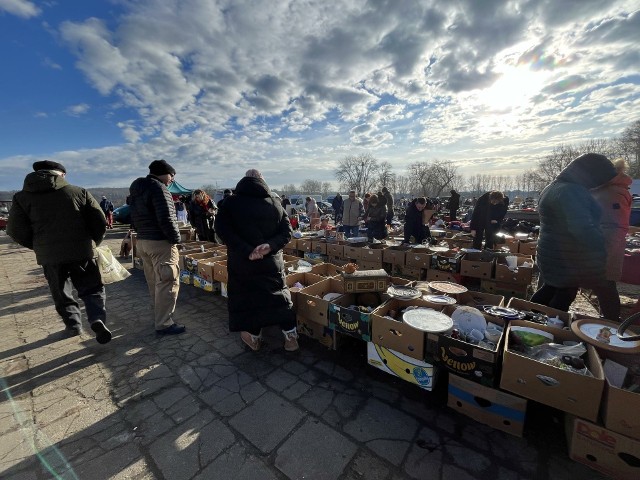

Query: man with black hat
[129,159,185,335]
[7,160,112,343]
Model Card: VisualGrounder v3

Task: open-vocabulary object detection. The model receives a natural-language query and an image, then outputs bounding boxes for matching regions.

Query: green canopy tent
[168,180,192,196]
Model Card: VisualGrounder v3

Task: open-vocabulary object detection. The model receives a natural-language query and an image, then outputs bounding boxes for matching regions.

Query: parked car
[317,201,334,216]
[112,205,131,224]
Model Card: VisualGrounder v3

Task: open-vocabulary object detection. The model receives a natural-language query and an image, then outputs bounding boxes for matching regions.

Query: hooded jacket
[536,154,617,287]
[591,172,633,280]
[7,170,106,265]
[129,175,181,244]
[214,176,294,332]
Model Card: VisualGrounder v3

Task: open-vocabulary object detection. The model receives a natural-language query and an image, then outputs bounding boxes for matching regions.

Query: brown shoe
[282,328,299,352]
[241,331,261,351]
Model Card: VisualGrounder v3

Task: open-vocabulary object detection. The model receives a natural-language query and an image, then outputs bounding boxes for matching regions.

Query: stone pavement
[0,228,606,480]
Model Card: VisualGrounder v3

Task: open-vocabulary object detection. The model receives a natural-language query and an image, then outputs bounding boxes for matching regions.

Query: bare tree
[375,161,395,192]
[300,179,322,194]
[617,120,640,177]
[200,184,219,195]
[335,153,379,195]
[321,182,332,198]
[281,184,299,195]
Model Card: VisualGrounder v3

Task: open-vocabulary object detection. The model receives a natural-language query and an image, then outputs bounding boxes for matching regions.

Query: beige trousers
[136,239,180,330]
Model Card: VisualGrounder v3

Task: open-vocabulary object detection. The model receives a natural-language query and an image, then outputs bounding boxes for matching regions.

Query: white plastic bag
[96,245,131,284]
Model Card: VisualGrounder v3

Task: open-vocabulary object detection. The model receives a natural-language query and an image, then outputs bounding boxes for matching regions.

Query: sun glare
[478,67,550,111]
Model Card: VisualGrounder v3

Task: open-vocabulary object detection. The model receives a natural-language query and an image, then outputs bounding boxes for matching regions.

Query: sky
[1,0,639,192]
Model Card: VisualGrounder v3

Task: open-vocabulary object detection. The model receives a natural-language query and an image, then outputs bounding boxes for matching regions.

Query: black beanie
[148,159,176,176]
[33,160,66,173]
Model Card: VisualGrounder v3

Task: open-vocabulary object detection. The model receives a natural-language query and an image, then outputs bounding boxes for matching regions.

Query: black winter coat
[470,192,507,230]
[129,175,181,244]
[8,171,106,265]
[449,192,460,210]
[214,176,294,332]
[404,200,426,243]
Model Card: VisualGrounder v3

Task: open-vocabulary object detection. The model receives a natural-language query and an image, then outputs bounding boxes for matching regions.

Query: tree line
[278,119,640,199]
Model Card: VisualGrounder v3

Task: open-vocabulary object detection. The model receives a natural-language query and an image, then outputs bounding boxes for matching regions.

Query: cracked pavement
[0,228,605,479]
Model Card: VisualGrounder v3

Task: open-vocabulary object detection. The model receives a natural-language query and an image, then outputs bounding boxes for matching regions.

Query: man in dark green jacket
[7,160,112,343]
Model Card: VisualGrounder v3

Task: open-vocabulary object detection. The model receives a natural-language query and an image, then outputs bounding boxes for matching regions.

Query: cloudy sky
[1,0,639,191]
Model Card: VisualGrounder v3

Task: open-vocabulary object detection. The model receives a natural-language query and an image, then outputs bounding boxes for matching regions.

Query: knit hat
[223,189,232,194]
[148,159,176,176]
[33,160,66,174]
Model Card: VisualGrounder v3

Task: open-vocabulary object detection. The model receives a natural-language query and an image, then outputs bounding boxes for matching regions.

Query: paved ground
[0,227,607,480]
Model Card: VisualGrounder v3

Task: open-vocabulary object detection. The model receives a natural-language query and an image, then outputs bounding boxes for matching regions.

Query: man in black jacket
[8,160,111,343]
[129,160,185,335]
[403,197,429,244]
[448,189,460,221]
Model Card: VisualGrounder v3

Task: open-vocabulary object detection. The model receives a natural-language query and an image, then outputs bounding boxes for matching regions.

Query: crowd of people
[5,153,637,352]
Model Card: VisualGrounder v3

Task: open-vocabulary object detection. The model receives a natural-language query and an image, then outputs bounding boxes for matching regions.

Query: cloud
[64,103,90,116]
[0,0,40,18]
[42,57,62,70]
[2,0,639,191]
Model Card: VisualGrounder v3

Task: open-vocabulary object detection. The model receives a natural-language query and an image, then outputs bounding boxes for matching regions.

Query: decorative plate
[486,306,525,320]
[403,308,454,333]
[386,285,422,300]
[571,319,640,354]
[428,281,468,295]
[427,246,450,253]
[423,294,457,305]
[451,306,487,333]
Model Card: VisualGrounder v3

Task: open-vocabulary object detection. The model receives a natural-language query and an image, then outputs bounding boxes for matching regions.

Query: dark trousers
[450,208,458,221]
[473,224,499,249]
[531,280,620,320]
[42,259,106,329]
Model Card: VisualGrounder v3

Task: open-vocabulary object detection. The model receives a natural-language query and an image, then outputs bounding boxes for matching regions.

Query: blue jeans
[342,225,360,238]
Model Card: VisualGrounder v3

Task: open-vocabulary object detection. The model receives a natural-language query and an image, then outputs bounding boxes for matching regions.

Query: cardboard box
[358,259,384,271]
[518,240,538,256]
[184,251,219,273]
[343,244,362,260]
[460,251,495,279]
[494,254,534,285]
[387,264,422,280]
[360,244,386,263]
[297,315,339,350]
[220,282,228,298]
[405,250,432,269]
[506,298,571,328]
[297,278,345,326]
[383,245,410,266]
[197,255,228,282]
[500,320,605,421]
[286,272,325,309]
[601,355,640,440]
[297,238,312,252]
[340,269,389,293]
[192,275,220,292]
[328,256,350,267]
[326,243,345,257]
[431,251,465,273]
[426,311,504,387]
[481,279,529,299]
[367,342,435,391]
[212,260,228,283]
[426,269,463,284]
[179,270,192,285]
[371,298,438,360]
[309,240,327,255]
[328,293,376,341]
[566,416,640,480]
[448,374,527,437]
[456,290,504,308]
[310,263,340,277]
[283,247,299,256]
[444,236,475,249]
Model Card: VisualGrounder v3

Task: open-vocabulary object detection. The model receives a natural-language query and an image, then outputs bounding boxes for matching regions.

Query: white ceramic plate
[402,308,453,333]
[451,306,487,333]
[423,295,457,305]
[578,323,639,348]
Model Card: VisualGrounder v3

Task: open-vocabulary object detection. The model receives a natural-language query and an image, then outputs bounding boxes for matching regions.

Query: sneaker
[282,328,299,352]
[240,331,262,351]
[156,323,186,335]
[91,320,112,344]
